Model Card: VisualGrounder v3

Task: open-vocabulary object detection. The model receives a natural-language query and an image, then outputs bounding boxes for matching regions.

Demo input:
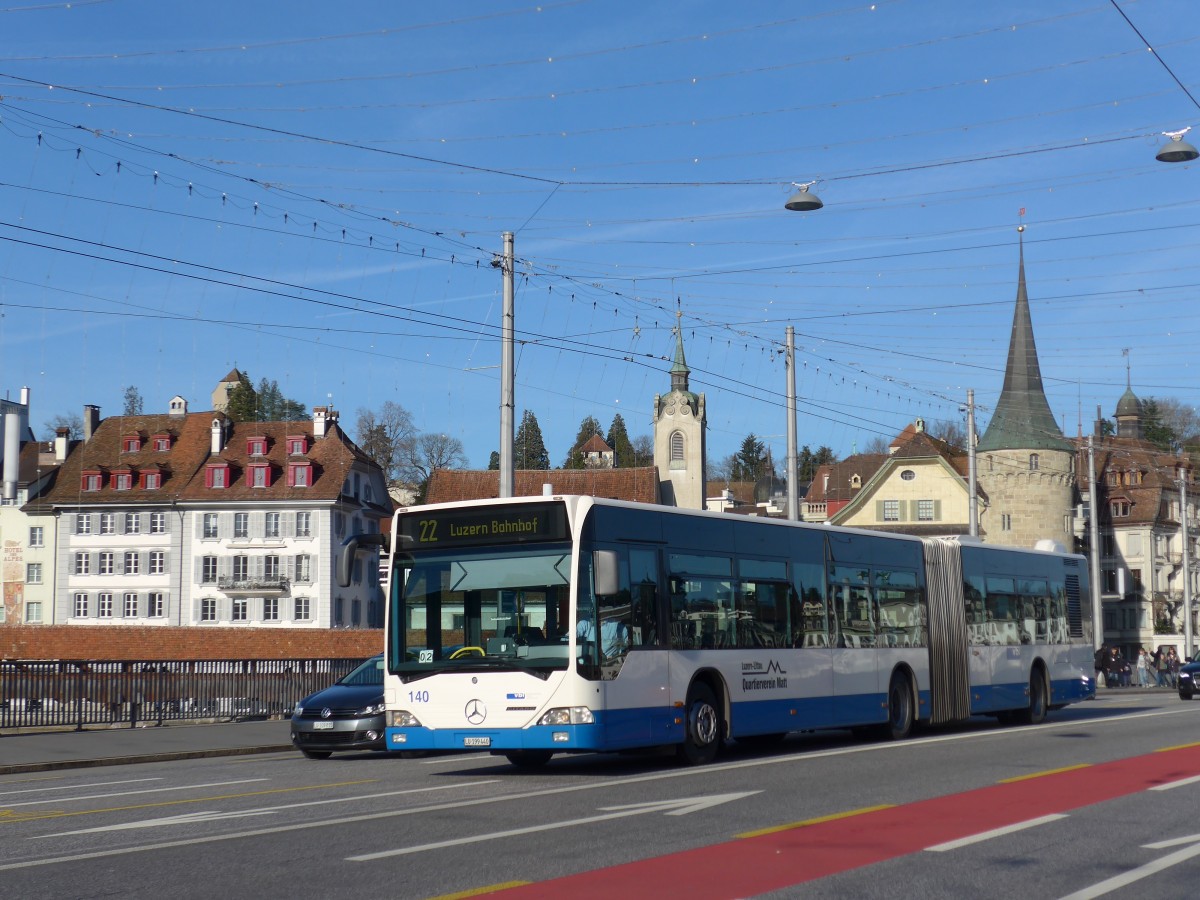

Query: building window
[232,598,248,622]
[125,513,141,534]
[99,513,116,535]
[234,512,249,539]
[263,597,279,621]
[149,592,165,617]
[334,597,344,626]
[295,511,312,538]
[81,472,102,491]
[124,551,140,575]
[113,472,133,491]
[25,601,42,624]
[98,592,113,618]
[247,439,266,456]
[917,499,935,521]
[1112,500,1131,518]
[250,464,270,488]
[1029,453,1040,471]
[29,526,44,547]
[149,551,165,575]
[76,514,92,535]
[123,436,141,452]
[882,500,899,522]
[74,552,90,575]
[99,552,114,575]
[352,599,361,626]
[150,512,166,534]
[203,513,219,539]
[287,437,307,455]
[124,592,138,618]
[295,554,311,584]
[26,563,42,584]
[200,598,217,622]
[207,465,229,489]
[1001,513,1012,531]
[901,469,916,481]
[264,555,280,579]
[670,431,684,464]
[233,555,249,581]
[289,463,311,487]
[142,471,161,490]
[74,593,89,617]
[265,512,281,538]
[201,556,218,583]
[153,435,171,451]
[294,596,310,621]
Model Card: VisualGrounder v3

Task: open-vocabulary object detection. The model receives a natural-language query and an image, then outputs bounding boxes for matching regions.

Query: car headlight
[292,706,304,717]
[537,707,595,726]
[1181,672,1192,681]
[358,702,386,716]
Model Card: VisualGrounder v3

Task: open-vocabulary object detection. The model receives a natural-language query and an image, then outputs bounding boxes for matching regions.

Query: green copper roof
[977,240,1073,453]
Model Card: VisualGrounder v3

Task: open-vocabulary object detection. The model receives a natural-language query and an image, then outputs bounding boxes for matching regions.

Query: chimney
[55,427,69,463]
[313,406,330,439]
[83,405,100,442]
[2,410,19,501]
[211,418,225,455]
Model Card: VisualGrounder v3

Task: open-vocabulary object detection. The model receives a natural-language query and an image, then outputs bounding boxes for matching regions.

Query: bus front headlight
[389,710,422,727]
[537,707,594,726]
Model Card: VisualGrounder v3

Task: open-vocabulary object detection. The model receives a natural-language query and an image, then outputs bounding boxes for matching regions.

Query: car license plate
[313,721,334,730]
[463,736,491,747]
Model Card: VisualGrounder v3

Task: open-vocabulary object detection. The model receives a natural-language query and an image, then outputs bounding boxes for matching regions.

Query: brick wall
[0,625,382,661]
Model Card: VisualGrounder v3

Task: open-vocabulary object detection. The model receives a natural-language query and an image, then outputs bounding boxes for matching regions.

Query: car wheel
[1180,690,1194,701]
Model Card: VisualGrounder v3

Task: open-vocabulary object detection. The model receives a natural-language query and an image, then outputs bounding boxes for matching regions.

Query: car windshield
[337,655,384,686]
[390,544,573,677]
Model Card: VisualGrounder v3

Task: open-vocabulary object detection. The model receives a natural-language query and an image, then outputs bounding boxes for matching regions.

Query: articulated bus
[346,495,1094,767]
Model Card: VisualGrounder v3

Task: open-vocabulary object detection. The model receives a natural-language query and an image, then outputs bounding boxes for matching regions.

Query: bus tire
[504,750,553,768]
[882,671,914,741]
[1015,667,1048,725]
[678,682,722,766]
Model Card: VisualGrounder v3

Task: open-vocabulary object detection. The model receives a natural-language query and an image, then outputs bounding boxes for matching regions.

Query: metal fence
[0,657,363,730]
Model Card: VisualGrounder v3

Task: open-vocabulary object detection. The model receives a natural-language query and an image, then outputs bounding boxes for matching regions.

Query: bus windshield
[390,543,574,677]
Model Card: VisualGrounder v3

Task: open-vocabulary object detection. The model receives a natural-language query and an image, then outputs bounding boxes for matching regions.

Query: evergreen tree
[224,373,307,423]
[631,434,654,467]
[563,415,603,468]
[513,410,550,469]
[730,433,771,482]
[1141,399,1177,451]
[122,385,144,417]
[488,451,500,471]
[607,414,634,468]
[224,372,258,422]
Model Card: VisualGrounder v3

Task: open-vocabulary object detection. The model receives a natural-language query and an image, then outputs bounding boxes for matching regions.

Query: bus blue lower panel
[969,676,1094,715]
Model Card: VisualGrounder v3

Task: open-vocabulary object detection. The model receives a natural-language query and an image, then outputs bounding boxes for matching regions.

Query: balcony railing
[216,575,289,594]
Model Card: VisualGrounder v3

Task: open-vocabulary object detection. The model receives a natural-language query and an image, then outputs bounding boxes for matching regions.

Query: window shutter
[909,500,919,521]
[875,501,884,521]
[933,500,942,521]
[897,503,907,522]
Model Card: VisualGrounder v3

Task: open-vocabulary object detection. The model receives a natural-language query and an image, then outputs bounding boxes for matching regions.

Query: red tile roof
[425,468,660,505]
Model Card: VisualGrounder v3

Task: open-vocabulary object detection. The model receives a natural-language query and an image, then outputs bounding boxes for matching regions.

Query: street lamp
[1156,128,1199,163]
[784,181,823,212]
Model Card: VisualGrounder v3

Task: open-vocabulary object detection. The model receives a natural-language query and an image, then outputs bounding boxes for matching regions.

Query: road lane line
[999,764,1090,783]
[0,778,161,797]
[1155,739,1200,752]
[1058,839,1200,898]
[737,804,894,838]
[1149,773,1200,791]
[925,813,1068,851]
[427,882,531,899]
[1,779,267,807]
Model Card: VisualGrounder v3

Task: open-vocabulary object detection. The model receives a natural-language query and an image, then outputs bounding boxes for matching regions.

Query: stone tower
[653,313,707,509]
[976,229,1074,548]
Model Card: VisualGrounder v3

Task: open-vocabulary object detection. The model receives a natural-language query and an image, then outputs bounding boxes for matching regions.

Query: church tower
[976,228,1074,548]
[653,313,707,509]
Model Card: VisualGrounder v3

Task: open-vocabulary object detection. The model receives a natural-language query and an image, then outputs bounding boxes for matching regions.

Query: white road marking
[347,793,760,861]
[0,778,162,797]
[1,779,268,808]
[925,813,1067,852]
[1149,773,1200,791]
[1058,834,1200,898]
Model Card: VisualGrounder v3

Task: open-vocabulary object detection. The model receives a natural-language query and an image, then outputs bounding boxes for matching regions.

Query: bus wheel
[882,672,914,740]
[678,682,722,766]
[1015,668,1048,725]
[504,750,553,768]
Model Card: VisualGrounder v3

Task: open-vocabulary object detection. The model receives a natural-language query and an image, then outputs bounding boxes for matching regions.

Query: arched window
[670,431,685,468]
[1029,453,1040,471]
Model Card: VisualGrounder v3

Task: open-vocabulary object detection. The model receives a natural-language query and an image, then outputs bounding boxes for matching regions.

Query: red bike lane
[492,743,1200,899]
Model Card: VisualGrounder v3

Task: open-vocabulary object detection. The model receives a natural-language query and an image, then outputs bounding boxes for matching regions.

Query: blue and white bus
[345,495,1094,767]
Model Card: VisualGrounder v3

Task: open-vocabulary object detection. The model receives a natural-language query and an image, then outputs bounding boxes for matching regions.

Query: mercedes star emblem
[465,699,487,725]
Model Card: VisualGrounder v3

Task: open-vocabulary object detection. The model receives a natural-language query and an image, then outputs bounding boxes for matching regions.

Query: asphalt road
[2,691,1198,900]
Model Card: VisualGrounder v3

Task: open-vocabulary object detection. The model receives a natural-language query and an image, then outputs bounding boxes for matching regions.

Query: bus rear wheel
[504,750,553,768]
[881,672,914,740]
[677,682,722,766]
[1014,668,1048,725]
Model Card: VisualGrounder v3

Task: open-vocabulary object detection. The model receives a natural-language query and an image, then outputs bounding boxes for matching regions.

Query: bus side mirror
[337,532,389,588]
[593,550,620,597]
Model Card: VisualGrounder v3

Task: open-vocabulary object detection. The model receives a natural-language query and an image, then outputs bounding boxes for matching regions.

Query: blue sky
[1,0,1198,472]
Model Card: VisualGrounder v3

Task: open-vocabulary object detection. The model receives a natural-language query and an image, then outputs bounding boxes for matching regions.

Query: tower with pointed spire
[653,312,707,508]
[976,227,1075,547]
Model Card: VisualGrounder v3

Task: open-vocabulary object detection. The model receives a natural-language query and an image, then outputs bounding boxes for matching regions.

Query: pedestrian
[1168,648,1180,689]
[1155,648,1170,687]
[1106,646,1125,689]
[1095,644,1108,689]
[1136,648,1151,687]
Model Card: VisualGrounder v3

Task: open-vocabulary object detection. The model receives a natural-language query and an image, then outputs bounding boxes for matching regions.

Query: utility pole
[498,231,515,498]
[1088,434,1103,651]
[966,389,978,538]
[1181,477,1193,660]
[785,326,798,521]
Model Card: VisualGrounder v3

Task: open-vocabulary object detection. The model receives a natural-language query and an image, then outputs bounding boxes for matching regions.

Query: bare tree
[355,402,416,486]
[399,432,468,500]
[928,418,968,452]
[43,413,83,441]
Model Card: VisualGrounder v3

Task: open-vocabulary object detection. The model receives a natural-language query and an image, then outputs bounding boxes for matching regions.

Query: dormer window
[287,435,308,456]
[141,470,162,490]
[81,469,102,492]
[288,461,311,487]
[206,463,230,489]
[249,462,272,488]
[123,435,142,453]
[247,437,267,456]
[152,433,172,451]
[112,469,133,491]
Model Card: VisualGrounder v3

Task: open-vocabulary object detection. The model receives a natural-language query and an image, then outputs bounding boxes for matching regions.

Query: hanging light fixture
[784,181,823,211]
[1156,128,1199,163]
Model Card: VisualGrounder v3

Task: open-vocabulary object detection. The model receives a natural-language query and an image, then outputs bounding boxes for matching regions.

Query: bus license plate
[313,721,334,730]
[463,736,491,747]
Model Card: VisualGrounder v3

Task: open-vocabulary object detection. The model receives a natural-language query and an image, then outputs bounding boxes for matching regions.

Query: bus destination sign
[401,502,569,548]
